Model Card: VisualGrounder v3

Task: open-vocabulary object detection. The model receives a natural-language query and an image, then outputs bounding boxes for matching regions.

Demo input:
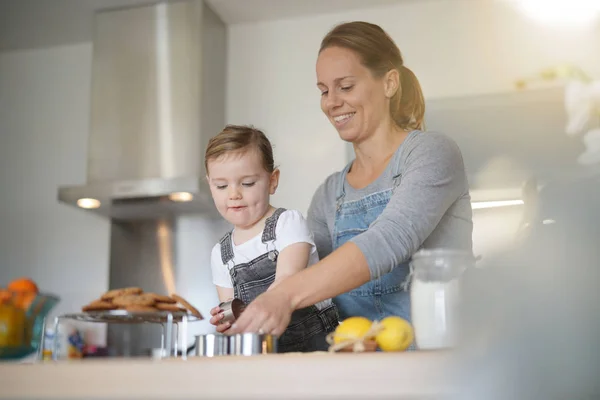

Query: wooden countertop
[0,351,455,399]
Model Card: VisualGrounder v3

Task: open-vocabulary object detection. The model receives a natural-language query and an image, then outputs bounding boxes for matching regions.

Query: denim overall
[332,163,412,323]
[220,208,339,353]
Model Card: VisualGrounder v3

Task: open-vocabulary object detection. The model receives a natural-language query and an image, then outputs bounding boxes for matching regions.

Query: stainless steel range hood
[58,0,226,220]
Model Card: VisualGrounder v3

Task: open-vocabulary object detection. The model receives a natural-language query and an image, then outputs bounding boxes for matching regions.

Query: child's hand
[209,305,231,333]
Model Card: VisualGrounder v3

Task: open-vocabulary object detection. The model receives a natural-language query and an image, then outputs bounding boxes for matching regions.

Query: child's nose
[228,186,242,199]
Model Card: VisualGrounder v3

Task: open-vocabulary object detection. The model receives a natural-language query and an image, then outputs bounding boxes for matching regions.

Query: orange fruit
[0,289,11,305]
[13,292,36,311]
[7,278,39,294]
[6,278,39,311]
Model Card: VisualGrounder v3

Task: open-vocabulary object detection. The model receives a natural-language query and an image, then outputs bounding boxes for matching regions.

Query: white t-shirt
[210,209,332,310]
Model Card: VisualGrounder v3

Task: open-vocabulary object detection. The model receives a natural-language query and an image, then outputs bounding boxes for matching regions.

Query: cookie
[112,293,155,307]
[170,293,203,319]
[101,287,143,301]
[124,305,157,313]
[82,300,117,312]
[147,293,176,304]
[155,302,186,312]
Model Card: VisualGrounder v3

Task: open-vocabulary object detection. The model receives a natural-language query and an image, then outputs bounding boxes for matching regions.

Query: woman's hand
[209,305,232,333]
[228,288,294,336]
[229,242,371,335]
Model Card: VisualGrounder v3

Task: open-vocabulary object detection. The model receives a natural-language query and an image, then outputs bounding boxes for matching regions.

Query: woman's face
[316,46,391,143]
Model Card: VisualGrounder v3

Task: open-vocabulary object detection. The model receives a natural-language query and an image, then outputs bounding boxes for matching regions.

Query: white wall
[226,0,600,256]
[0,44,111,343]
[0,45,224,348]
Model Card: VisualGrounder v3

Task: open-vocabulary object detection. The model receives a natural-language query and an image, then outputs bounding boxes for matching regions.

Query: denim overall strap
[390,130,420,189]
[218,208,286,266]
[335,162,353,208]
[219,231,235,266]
[390,137,406,191]
[335,158,401,205]
[338,130,416,197]
[261,208,287,244]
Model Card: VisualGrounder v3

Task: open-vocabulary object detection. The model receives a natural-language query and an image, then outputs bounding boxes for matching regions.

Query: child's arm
[216,286,234,303]
[268,242,312,291]
[210,245,235,302]
[210,245,235,332]
[267,210,317,291]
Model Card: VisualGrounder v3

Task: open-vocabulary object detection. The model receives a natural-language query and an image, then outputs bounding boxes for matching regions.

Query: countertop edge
[0,351,456,400]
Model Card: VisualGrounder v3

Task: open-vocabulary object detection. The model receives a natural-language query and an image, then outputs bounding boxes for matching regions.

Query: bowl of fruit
[0,278,60,360]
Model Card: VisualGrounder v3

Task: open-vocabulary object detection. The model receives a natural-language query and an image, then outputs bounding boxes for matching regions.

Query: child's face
[207,149,279,230]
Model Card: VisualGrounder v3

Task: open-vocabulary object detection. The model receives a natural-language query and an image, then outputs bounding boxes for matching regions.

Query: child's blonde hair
[205,125,275,174]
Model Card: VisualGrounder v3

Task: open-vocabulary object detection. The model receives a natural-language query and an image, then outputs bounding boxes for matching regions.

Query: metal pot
[191,333,229,357]
[189,332,278,356]
[229,333,278,356]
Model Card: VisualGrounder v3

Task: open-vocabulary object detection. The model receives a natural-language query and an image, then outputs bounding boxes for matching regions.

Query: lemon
[375,316,414,352]
[333,316,373,344]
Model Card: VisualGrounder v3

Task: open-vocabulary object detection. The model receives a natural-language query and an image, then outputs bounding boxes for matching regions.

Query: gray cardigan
[307,130,473,279]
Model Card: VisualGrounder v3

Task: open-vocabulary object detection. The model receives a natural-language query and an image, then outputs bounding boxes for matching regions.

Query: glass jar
[410,248,474,350]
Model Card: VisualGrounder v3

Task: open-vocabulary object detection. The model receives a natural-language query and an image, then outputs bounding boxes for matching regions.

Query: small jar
[410,248,474,350]
[42,328,56,361]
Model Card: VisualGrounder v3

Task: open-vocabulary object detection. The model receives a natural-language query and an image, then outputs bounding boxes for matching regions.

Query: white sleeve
[210,244,233,288]
[274,210,317,254]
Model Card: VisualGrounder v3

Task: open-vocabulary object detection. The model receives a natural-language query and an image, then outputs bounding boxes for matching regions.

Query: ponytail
[392,66,425,131]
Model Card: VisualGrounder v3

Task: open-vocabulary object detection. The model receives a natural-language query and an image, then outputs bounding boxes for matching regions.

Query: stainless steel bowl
[229,333,278,356]
[193,333,229,357]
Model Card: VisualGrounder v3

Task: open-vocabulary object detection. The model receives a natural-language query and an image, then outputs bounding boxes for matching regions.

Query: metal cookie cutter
[218,298,246,324]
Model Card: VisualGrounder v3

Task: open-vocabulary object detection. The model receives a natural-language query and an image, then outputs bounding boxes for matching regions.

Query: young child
[205,125,339,353]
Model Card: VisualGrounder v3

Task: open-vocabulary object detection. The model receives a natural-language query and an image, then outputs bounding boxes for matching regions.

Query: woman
[227,21,473,336]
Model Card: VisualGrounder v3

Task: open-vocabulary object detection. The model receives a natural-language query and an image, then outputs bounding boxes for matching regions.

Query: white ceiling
[205,0,410,24]
[0,0,410,51]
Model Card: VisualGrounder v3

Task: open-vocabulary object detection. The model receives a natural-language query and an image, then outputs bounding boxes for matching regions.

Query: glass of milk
[410,248,474,350]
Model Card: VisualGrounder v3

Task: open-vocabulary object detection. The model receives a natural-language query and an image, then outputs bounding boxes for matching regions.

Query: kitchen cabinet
[425,87,582,191]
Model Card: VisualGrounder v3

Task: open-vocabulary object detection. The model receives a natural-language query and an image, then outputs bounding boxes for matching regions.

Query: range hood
[58,0,226,220]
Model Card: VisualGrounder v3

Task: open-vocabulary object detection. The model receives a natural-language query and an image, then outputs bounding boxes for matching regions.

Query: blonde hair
[319,21,425,131]
[205,125,275,174]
